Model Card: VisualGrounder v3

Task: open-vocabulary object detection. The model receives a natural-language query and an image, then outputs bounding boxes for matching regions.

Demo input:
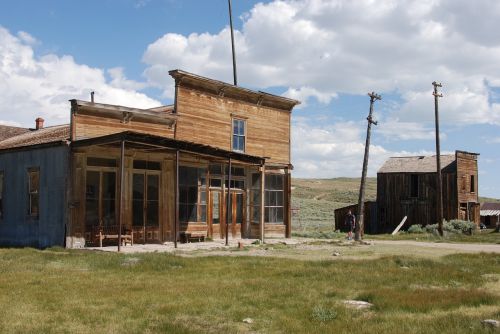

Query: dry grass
[0,248,498,333]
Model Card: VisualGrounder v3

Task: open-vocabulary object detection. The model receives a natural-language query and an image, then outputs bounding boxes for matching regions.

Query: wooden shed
[333,201,377,234]
[0,70,300,248]
[480,203,500,231]
[376,151,480,232]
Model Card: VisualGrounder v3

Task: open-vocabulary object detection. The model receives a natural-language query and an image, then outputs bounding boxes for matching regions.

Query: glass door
[85,171,116,244]
[132,172,160,243]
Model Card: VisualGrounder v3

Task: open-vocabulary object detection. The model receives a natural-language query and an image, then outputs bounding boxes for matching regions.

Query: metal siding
[0,145,69,248]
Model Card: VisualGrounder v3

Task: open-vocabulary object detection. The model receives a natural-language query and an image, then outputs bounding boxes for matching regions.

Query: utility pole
[228,0,238,86]
[432,81,444,236]
[355,92,381,241]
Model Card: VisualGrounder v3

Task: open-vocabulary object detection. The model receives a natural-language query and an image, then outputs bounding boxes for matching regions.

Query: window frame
[231,118,246,153]
[27,167,40,218]
[264,174,285,224]
[470,175,475,193]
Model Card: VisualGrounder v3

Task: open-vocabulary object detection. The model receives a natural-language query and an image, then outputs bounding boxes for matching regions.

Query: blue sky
[0,0,499,198]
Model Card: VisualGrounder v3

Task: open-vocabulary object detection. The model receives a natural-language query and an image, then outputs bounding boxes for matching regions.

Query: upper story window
[470,175,475,193]
[232,118,246,152]
[28,168,40,218]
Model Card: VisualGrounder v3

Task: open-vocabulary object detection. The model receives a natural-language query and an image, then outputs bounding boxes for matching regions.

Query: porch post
[226,158,232,246]
[260,163,265,243]
[285,166,291,238]
[118,139,125,252]
[174,150,179,248]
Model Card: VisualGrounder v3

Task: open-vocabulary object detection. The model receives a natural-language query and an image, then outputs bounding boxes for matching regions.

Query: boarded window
[28,168,40,217]
[470,175,475,193]
[179,166,206,223]
[264,174,284,224]
[0,171,3,219]
[232,118,246,152]
[410,174,419,198]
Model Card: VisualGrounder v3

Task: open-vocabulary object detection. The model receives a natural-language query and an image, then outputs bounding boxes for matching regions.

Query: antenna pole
[228,0,238,85]
[433,81,444,236]
[355,92,381,241]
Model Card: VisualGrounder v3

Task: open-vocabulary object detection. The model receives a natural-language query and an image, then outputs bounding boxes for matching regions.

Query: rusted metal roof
[0,124,70,151]
[480,202,500,216]
[378,155,456,173]
[0,124,30,141]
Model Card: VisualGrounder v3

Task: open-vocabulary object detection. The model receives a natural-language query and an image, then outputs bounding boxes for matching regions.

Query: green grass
[292,178,376,233]
[366,229,499,244]
[0,248,498,333]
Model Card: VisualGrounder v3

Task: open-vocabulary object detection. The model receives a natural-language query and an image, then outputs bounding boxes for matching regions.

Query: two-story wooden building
[0,70,299,248]
[376,150,480,232]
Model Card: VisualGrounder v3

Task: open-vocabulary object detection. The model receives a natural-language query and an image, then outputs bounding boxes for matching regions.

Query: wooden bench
[98,231,134,247]
[180,232,205,243]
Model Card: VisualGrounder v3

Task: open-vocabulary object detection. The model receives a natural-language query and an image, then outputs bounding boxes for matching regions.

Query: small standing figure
[345,209,356,240]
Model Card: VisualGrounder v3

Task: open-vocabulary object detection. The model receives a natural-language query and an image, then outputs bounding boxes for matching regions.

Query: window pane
[210,178,222,187]
[233,120,239,135]
[133,174,144,200]
[188,204,197,222]
[132,200,144,227]
[239,121,245,135]
[102,199,115,226]
[30,194,39,217]
[200,205,207,222]
[146,201,159,226]
[102,172,116,200]
[87,157,117,167]
[147,175,159,200]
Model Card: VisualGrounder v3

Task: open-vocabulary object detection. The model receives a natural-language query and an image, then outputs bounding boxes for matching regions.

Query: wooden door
[209,190,222,239]
[132,172,160,243]
[231,192,245,238]
[85,170,116,243]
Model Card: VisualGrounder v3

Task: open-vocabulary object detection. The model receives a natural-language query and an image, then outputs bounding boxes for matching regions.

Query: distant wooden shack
[377,151,480,232]
[480,203,500,230]
[0,70,300,248]
[333,201,377,234]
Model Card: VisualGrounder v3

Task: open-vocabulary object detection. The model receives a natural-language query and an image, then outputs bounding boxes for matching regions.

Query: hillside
[291,177,376,233]
[291,177,499,233]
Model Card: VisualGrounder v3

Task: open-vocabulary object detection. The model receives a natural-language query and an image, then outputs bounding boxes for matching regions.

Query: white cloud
[142,0,500,126]
[0,26,160,127]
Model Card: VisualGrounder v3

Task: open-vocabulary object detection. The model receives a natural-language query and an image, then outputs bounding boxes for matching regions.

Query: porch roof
[71,131,265,165]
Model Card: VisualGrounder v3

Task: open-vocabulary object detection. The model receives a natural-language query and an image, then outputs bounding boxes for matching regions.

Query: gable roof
[0,125,70,151]
[0,124,30,141]
[378,155,456,173]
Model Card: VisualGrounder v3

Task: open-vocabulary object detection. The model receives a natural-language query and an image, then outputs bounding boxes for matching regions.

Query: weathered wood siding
[175,86,291,165]
[0,145,69,248]
[377,171,457,232]
[73,113,174,140]
[334,202,377,234]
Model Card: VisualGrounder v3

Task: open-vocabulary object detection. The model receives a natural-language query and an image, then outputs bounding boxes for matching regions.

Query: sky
[0,0,499,198]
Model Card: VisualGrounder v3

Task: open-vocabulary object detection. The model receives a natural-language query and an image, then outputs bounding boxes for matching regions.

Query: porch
[66,131,291,249]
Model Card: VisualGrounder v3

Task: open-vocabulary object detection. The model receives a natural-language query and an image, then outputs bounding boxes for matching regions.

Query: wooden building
[480,203,500,231]
[333,201,377,234]
[0,70,299,248]
[377,151,480,232]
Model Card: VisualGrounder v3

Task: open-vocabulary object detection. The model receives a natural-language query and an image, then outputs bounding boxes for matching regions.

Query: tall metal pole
[228,0,238,86]
[433,81,444,236]
[355,92,381,241]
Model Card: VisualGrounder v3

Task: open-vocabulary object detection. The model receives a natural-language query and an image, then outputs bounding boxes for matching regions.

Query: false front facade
[0,70,299,248]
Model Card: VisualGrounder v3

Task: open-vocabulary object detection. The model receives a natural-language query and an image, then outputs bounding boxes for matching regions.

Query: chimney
[35,117,44,130]
[91,91,95,103]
